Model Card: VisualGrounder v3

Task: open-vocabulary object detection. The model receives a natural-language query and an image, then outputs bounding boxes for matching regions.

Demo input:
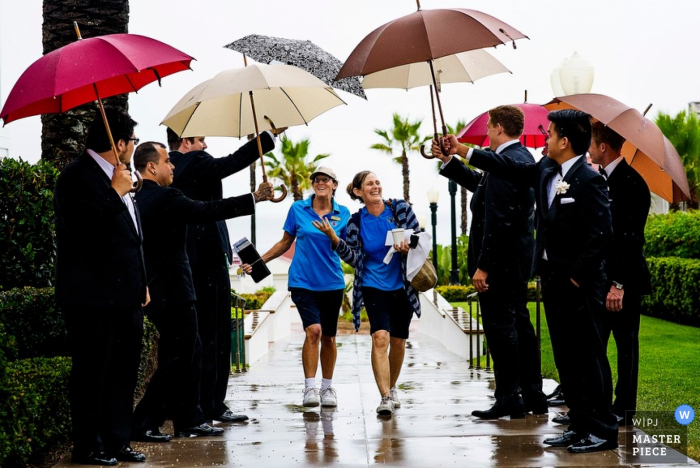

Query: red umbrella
[1,23,193,171]
[457,102,549,149]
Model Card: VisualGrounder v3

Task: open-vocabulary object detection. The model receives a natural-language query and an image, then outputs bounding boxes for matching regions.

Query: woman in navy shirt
[243,167,350,408]
[313,171,421,416]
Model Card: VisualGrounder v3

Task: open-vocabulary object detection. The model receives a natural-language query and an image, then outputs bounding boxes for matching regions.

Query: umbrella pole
[93,84,142,192]
[420,85,438,159]
[428,60,449,155]
[247,90,287,203]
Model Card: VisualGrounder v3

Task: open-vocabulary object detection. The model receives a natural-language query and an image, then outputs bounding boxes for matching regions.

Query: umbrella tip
[73,21,83,40]
[416,0,421,10]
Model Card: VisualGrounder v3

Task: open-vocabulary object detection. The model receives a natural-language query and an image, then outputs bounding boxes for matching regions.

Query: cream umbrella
[162,63,346,202]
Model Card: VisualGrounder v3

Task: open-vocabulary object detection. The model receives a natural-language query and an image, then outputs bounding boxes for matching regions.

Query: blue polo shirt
[359,206,403,290]
[283,196,351,291]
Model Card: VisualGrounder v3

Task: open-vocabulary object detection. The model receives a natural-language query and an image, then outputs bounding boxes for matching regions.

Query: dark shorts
[290,288,343,337]
[361,287,413,339]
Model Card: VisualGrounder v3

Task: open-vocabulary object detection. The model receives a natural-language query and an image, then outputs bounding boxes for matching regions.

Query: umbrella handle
[420,132,439,159]
[271,183,287,203]
[130,170,143,193]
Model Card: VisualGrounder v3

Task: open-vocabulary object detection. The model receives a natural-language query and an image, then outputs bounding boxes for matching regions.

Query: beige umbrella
[162,63,346,202]
[361,49,510,90]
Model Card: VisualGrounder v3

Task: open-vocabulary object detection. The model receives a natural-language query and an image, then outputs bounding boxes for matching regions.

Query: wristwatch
[612,281,624,290]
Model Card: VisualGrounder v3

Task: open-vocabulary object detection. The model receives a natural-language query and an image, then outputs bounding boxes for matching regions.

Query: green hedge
[0,356,71,468]
[642,257,700,324]
[644,211,700,259]
[435,282,540,302]
[0,158,59,291]
[236,286,275,311]
[0,287,67,359]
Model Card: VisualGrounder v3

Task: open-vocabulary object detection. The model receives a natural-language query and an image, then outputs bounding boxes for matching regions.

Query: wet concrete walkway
[59,323,695,467]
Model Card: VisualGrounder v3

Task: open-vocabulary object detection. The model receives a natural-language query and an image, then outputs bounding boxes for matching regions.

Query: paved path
[59,324,695,467]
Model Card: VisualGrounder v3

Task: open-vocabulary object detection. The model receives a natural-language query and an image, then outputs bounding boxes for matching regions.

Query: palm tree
[371,113,423,203]
[265,135,330,201]
[655,110,700,209]
[42,0,129,168]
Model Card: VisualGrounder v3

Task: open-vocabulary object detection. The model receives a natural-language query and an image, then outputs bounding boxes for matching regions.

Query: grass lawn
[453,301,700,462]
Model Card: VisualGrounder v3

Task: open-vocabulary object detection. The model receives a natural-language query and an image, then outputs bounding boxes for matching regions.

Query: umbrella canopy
[225,34,366,99]
[1,33,193,124]
[336,8,527,80]
[361,49,510,90]
[545,93,691,203]
[162,63,345,138]
[457,103,549,148]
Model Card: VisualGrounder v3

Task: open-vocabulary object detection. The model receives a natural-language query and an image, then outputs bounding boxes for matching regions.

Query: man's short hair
[591,121,626,152]
[547,109,592,156]
[86,109,138,153]
[134,141,166,172]
[166,127,195,151]
[488,105,525,138]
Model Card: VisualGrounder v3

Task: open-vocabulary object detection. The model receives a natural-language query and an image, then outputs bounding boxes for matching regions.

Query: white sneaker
[303,387,320,407]
[390,387,401,408]
[376,395,394,415]
[320,387,338,407]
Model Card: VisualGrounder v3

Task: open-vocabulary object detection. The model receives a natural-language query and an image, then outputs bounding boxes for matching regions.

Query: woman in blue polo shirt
[243,166,350,408]
[313,170,421,417]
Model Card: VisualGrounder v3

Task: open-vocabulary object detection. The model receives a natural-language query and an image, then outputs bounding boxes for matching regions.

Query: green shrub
[436,285,476,301]
[0,158,59,291]
[0,287,67,359]
[644,211,700,259]
[642,257,700,324]
[236,288,275,310]
[136,317,159,399]
[0,356,71,468]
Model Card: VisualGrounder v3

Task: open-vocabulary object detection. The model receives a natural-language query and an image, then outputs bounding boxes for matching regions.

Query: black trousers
[132,302,204,432]
[540,263,618,441]
[601,291,642,422]
[66,305,143,456]
[478,278,546,408]
[191,261,232,420]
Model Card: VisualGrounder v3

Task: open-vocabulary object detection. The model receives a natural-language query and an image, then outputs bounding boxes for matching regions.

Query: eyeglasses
[313,176,331,184]
[128,137,140,145]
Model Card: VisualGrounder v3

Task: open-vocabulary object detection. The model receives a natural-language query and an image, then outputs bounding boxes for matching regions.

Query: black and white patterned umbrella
[225,34,366,100]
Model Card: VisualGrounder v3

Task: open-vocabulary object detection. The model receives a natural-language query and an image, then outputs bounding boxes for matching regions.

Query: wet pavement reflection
[55,324,696,467]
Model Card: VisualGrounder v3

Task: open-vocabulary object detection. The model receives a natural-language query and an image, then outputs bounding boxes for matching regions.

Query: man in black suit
[433,109,618,453]
[55,109,148,465]
[131,142,273,439]
[589,122,651,427]
[434,105,546,419]
[166,128,277,423]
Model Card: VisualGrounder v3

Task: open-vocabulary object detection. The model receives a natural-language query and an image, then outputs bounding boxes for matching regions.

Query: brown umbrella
[336,2,527,157]
[544,93,691,203]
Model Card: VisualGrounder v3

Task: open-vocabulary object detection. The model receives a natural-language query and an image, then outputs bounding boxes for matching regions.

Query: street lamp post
[427,187,440,279]
[551,52,595,96]
[448,179,460,285]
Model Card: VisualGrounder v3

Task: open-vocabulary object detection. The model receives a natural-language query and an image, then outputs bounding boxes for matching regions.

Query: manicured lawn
[453,301,700,462]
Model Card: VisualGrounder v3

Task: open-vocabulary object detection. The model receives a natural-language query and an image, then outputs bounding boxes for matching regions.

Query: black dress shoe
[472,403,525,420]
[216,409,249,422]
[175,423,225,438]
[525,403,549,415]
[552,414,571,425]
[72,451,117,466]
[543,430,584,447]
[115,446,146,462]
[567,434,618,453]
[132,428,172,442]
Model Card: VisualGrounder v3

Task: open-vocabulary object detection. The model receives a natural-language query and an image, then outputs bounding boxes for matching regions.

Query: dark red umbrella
[0,24,193,174]
[336,3,527,158]
[458,102,549,149]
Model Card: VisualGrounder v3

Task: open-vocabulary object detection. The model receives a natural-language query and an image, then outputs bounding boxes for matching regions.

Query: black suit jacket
[54,152,147,308]
[470,151,612,288]
[170,133,274,268]
[135,180,256,310]
[440,143,535,282]
[605,159,652,295]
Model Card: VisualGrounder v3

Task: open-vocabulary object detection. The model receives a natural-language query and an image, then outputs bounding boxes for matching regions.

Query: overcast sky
[1,0,698,251]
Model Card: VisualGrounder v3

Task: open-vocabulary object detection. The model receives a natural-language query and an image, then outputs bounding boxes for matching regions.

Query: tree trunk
[292,172,302,201]
[401,150,410,203]
[41,0,130,169]
[461,186,468,235]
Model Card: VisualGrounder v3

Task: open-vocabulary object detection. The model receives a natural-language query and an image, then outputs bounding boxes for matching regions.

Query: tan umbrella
[162,63,346,202]
[545,93,691,203]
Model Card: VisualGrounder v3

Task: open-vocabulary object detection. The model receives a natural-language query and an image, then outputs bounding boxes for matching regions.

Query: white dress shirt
[600,155,624,178]
[88,149,139,233]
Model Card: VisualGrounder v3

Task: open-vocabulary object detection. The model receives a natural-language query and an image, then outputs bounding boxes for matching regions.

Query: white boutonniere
[555,181,570,195]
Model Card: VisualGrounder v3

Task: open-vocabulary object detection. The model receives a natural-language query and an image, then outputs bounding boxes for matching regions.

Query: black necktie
[598,166,608,179]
